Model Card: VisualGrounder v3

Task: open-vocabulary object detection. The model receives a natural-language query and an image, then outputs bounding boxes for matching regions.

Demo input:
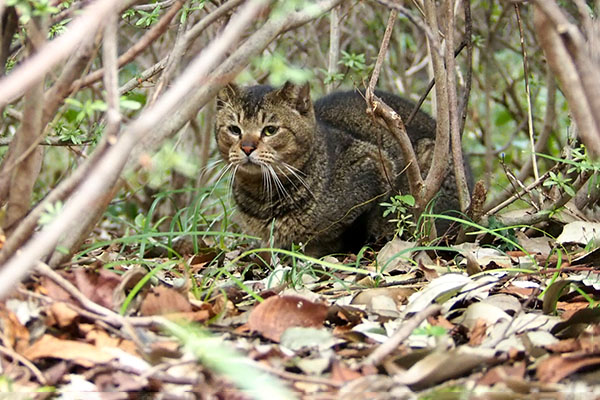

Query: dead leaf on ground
[331,360,362,383]
[557,221,600,245]
[72,268,122,309]
[537,353,600,383]
[352,287,415,318]
[47,302,79,327]
[40,268,121,310]
[0,305,30,352]
[478,362,526,386]
[377,238,416,273]
[23,334,115,367]
[140,285,193,316]
[247,295,328,342]
[82,324,139,357]
[468,318,488,346]
[395,346,497,387]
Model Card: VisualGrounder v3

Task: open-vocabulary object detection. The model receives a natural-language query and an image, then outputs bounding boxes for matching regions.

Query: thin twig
[365,9,424,198]
[0,344,48,385]
[515,4,539,183]
[363,304,442,367]
[149,5,189,106]
[119,58,168,94]
[256,362,343,387]
[35,262,126,325]
[133,0,177,11]
[406,39,466,127]
[0,137,95,146]
[459,0,473,137]
[70,0,184,92]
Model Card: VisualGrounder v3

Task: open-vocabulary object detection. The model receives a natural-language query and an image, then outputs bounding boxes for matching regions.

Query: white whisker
[227,164,239,201]
[261,164,273,203]
[280,163,315,199]
[267,164,291,202]
[202,162,233,200]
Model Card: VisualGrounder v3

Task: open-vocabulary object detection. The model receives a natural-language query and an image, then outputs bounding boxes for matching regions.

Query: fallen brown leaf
[83,325,139,356]
[331,360,362,382]
[248,295,328,342]
[537,354,600,383]
[40,268,122,310]
[23,334,115,367]
[47,302,79,327]
[478,362,526,386]
[0,305,30,352]
[468,318,488,346]
[72,268,122,309]
[140,285,193,316]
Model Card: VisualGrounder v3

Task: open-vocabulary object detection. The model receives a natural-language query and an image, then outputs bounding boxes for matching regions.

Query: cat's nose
[240,141,256,155]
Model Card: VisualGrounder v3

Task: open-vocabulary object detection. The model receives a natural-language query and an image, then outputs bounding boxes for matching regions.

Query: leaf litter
[2,221,600,398]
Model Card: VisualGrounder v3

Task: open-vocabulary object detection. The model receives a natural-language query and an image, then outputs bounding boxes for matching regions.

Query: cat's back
[313,89,436,144]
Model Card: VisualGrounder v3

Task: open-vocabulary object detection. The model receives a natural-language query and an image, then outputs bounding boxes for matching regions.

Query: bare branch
[149,6,189,105]
[421,0,450,208]
[445,0,470,213]
[326,4,341,93]
[42,36,97,126]
[2,17,48,234]
[119,58,168,94]
[47,11,123,266]
[364,9,425,199]
[533,1,600,158]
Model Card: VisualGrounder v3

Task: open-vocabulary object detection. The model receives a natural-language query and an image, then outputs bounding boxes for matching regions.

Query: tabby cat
[214,82,467,256]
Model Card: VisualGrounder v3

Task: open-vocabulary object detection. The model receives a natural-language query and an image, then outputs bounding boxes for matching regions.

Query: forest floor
[2,218,600,399]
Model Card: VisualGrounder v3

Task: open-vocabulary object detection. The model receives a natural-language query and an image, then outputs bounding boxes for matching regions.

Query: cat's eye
[262,125,279,136]
[228,125,241,136]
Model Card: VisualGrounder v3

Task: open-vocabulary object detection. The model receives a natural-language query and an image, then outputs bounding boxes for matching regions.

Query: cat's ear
[216,83,239,110]
[276,81,312,114]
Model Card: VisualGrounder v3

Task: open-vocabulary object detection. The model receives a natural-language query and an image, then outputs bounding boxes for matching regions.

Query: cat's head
[215,82,316,179]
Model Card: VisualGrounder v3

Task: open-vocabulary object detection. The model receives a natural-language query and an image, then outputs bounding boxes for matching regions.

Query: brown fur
[214,82,468,256]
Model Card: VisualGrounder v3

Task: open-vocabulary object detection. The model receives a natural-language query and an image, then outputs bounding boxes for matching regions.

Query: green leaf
[398,194,415,207]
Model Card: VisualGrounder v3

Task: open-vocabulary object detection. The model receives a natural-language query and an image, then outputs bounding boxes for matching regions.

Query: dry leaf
[479,362,526,386]
[48,302,79,327]
[537,354,600,383]
[248,295,328,342]
[0,305,30,352]
[140,286,193,316]
[468,318,488,346]
[85,326,139,357]
[72,268,121,309]
[23,334,115,367]
[331,360,362,383]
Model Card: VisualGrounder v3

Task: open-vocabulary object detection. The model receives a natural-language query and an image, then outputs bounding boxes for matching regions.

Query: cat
[214,82,468,256]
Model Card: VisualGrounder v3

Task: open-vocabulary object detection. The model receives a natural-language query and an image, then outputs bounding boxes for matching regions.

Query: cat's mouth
[234,157,265,173]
